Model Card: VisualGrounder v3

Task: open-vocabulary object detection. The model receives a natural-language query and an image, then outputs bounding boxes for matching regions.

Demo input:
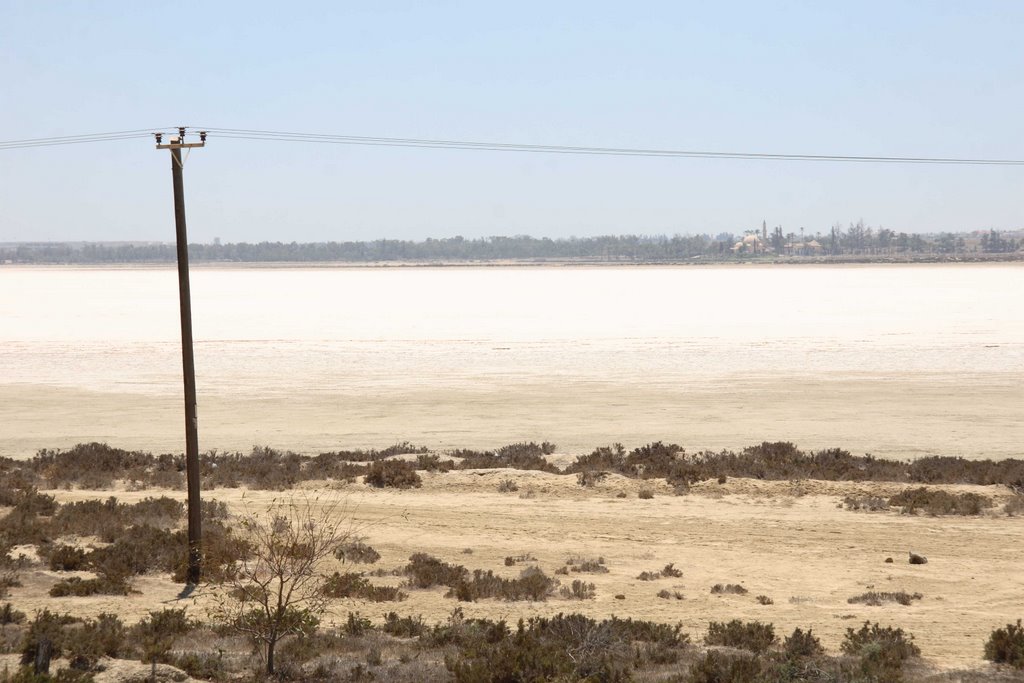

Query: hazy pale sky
[1,1,1022,243]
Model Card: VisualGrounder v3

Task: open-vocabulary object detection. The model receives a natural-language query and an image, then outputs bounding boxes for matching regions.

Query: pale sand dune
[8,474,1023,674]
[1,372,1021,460]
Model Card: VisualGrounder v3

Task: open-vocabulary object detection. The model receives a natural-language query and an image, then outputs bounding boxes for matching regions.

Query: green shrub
[704,619,777,654]
[45,545,87,572]
[382,612,427,638]
[365,460,422,489]
[403,553,468,589]
[783,627,824,659]
[49,576,133,597]
[19,609,78,666]
[687,650,763,683]
[130,607,195,662]
[64,613,126,670]
[984,619,1024,668]
[344,611,373,637]
[322,571,407,602]
[842,620,920,680]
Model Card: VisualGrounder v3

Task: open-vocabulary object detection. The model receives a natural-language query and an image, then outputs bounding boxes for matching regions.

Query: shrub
[449,567,558,602]
[756,595,774,605]
[841,621,920,660]
[566,556,607,573]
[383,612,427,638]
[687,650,763,683]
[848,591,923,606]
[334,538,381,564]
[344,611,373,637]
[661,563,682,578]
[783,627,824,659]
[576,471,608,488]
[445,613,636,683]
[638,489,654,499]
[705,619,777,654]
[403,553,468,589]
[888,487,992,515]
[504,553,535,566]
[711,583,748,595]
[130,607,196,662]
[49,575,133,597]
[322,571,407,602]
[46,545,87,572]
[64,613,126,670]
[416,453,453,472]
[637,571,660,581]
[844,495,889,511]
[365,460,422,489]
[1,602,26,624]
[984,619,1024,668]
[19,609,78,667]
[1005,495,1024,516]
[559,580,596,600]
[454,443,559,473]
[656,589,683,600]
[495,479,518,493]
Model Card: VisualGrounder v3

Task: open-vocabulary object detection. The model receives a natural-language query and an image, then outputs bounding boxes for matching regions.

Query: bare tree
[210,495,355,674]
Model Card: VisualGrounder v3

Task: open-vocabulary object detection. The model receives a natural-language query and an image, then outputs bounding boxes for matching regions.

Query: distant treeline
[2,224,1021,264]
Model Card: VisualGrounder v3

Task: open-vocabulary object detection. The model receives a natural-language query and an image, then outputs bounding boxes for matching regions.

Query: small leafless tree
[210,494,355,675]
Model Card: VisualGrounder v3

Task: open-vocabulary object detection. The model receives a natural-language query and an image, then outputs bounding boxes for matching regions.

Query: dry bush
[504,553,536,566]
[565,556,607,573]
[365,460,422,489]
[208,495,356,675]
[704,619,777,654]
[1005,496,1024,516]
[661,562,682,577]
[49,575,134,597]
[453,442,559,473]
[656,589,684,600]
[888,487,993,515]
[559,579,596,600]
[334,538,381,565]
[843,495,890,511]
[756,595,774,605]
[711,583,748,595]
[322,571,407,602]
[449,566,558,602]
[848,590,923,606]
[495,479,518,493]
[638,489,654,499]
[1,602,26,625]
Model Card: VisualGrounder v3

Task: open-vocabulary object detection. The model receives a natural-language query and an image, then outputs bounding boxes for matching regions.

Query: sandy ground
[6,472,1023,676]
[1,373,1021,460]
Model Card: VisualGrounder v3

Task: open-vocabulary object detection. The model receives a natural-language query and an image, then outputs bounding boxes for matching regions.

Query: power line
[196,126,1024,166]
[3,125,1024,166]
[0,128,167,150]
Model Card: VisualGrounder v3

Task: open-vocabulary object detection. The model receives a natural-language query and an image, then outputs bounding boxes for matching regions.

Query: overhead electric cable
[195,126,1024,166]
[0,128,168,150]
[3,125,1024,166]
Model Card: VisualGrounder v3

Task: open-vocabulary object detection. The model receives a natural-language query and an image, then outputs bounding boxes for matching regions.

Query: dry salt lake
[1,262,1021,460]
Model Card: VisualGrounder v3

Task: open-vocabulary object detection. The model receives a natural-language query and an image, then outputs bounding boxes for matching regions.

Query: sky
[1,1,1022,243]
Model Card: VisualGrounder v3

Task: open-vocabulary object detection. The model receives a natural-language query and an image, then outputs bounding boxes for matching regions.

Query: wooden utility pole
[155,127,206,584]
